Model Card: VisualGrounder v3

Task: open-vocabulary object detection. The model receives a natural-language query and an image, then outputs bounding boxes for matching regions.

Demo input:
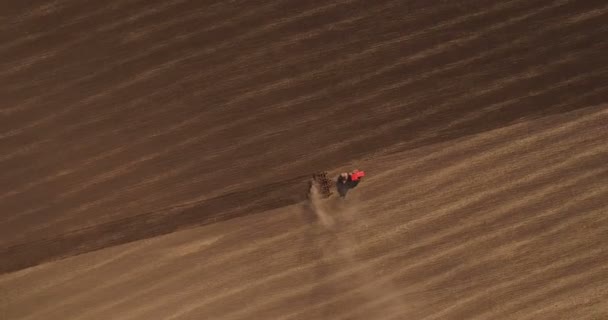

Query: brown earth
[1,0,607,319]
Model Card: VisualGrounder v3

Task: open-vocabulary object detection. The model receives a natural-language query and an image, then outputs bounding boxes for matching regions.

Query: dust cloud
[304,183,409,319]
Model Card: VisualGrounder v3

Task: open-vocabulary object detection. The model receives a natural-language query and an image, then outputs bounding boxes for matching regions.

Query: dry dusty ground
[1,0,607,319]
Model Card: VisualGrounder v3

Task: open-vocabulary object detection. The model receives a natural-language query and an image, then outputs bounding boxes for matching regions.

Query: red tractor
[310,170,365,199]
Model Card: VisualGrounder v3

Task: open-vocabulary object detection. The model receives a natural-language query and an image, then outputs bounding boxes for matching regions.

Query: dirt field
[1,0,607,319]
